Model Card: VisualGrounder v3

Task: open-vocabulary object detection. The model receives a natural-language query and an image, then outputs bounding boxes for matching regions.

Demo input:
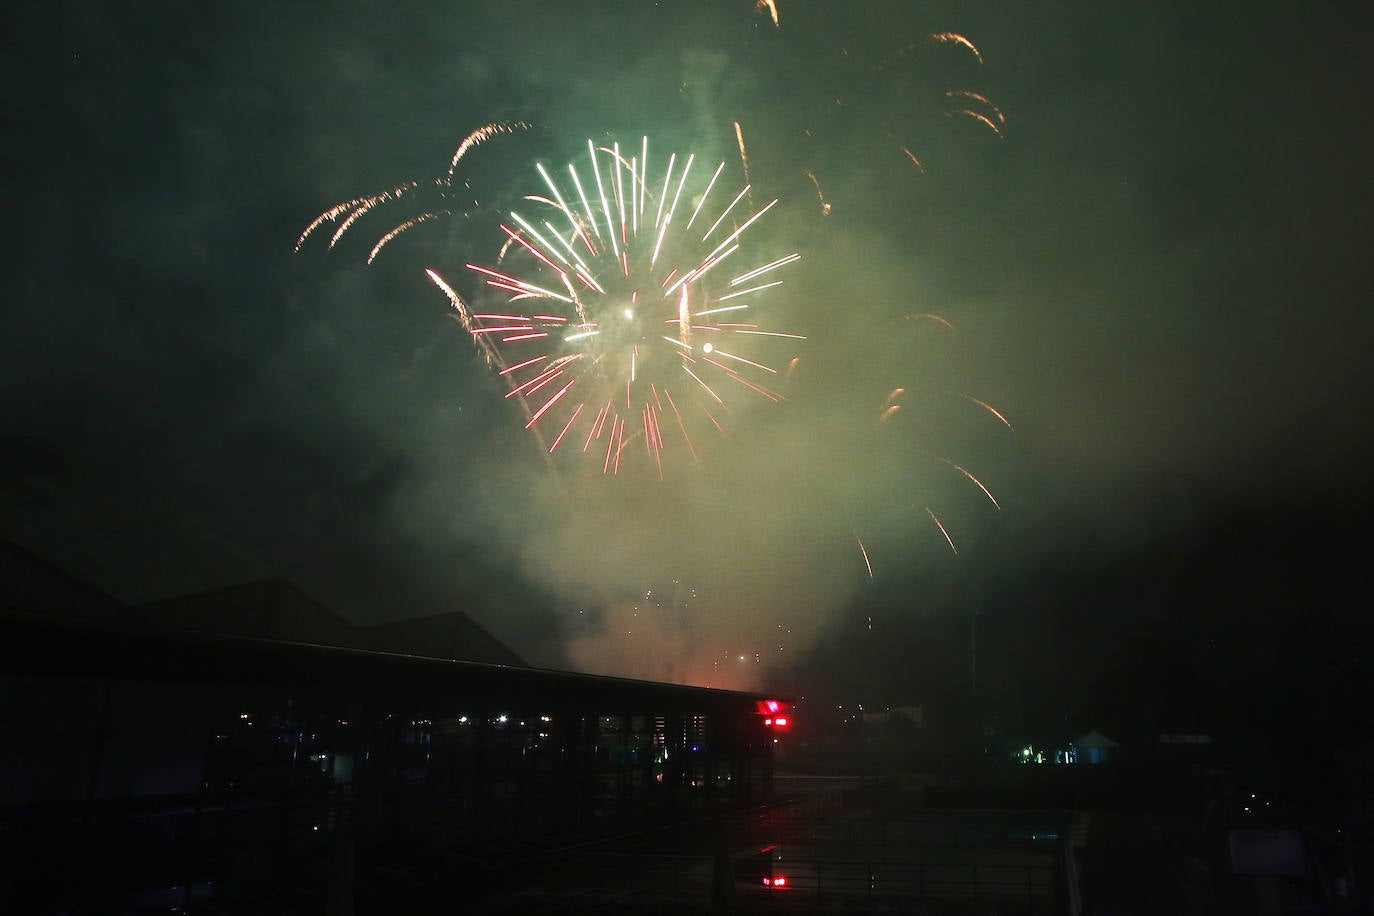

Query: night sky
[7,1,1373,708]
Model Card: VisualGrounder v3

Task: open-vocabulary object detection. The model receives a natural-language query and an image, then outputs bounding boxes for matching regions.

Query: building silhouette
[1,539,783,914]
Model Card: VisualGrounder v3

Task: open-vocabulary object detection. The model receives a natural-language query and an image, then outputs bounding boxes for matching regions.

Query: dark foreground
[465,774,1067,915]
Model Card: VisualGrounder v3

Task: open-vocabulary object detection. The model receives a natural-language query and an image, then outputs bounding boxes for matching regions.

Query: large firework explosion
[300,130,805,478]
[440,138,805,478]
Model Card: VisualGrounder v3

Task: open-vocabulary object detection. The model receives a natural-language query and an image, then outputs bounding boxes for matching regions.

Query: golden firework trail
[448,120,529,180]
[878,387,904,424]
[733,121,753,208]
[931,31,983,65]
[369,211,447,264]
[902,147,926,175]
[756,0,780,28]
[804,170,832,215]
[854,530,874,578]
[296,122,529,256]
[424,266,550,459]
[926,507,959,555]
[296,196,370,251]
[294,181,421,252]
[439,136,803,477]
[907,313,955,331]
[949,108,1004,139]
[947,90,1005,124]
[958,393,1014,432]
[948,461,1001,511]
[424,268,472,327]
[946,90,1006,140]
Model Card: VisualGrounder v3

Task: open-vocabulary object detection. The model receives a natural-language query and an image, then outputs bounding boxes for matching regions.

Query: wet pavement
[469,775,1066,915]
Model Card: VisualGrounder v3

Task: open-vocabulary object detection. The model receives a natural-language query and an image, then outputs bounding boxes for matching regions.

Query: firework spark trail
[297,122,528,257]
[926,507,959,555]
[947,461,1001,511]
[661,388,698,463]
[449,136,802,474]
[296,196,372,251]
[902,147,926,175]
[756,0,779,28]
[734,122,753,208]
[369,211,447,264]
[431,270,523,385]
[931,31,983,65]
[950,94,1005,140]
[296,181,422,251]
[962,111,1001,135]
[959,393,1015,431]
[877,387,905,424]
[947,90,1005,125]
[333,180,445,248]
[854,530,874,578]
[425,268,477,333]
[448,121,531,180]
[907,313,956,331]
[804,171,832,215]
[424,267,553,461]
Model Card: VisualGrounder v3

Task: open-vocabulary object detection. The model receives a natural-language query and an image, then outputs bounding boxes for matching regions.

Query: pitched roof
[3,537,527,668]
[134,579,360,648]
[0,537,125,617]
[360,612,526,667]
[136,581,527,666]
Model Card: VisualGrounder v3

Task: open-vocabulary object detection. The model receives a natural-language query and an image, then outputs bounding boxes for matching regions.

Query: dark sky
[6,1,1373,699]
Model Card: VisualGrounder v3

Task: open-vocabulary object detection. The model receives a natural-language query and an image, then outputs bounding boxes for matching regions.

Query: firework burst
[851,313,1017,573]
[427,137,805,478]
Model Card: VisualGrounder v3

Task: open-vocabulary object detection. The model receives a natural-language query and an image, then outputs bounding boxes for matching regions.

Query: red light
[762,878,772,886]
[774,876,787,887]
[757,700,793,727]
